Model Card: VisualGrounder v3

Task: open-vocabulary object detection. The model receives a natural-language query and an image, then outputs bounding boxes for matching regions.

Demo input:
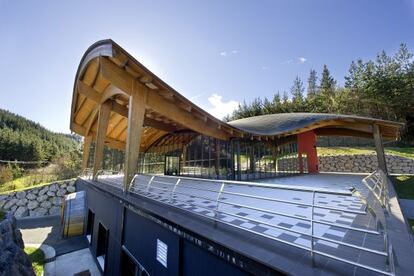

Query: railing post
[127,174,138,193]
[170,178,181,203]
[146,175,155,192]
[214,183,225,227]
[311,190,315,267]
[388,244,395,276]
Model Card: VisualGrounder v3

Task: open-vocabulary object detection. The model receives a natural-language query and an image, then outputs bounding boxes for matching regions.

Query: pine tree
[307,69,318,97]
[290,76,304,111]
[320,64,336,94]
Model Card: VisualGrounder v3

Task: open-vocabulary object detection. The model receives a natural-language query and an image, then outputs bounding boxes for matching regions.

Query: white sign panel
[156,239,168,268]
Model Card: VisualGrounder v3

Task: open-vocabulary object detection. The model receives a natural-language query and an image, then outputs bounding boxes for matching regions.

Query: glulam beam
[373,124,388,174]
[99,57,230,141]
[123,84,147,190]
[82,136,92,170]
[78,81,177,133]
[93,101,111,179]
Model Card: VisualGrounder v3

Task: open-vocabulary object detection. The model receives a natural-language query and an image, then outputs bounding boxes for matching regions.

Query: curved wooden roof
[70,40,403,150]
[228,113,403,140]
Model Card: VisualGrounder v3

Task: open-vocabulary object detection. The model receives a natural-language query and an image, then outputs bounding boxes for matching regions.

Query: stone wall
[318,154,414,174]
[0,213,35,275]
[0,179,76,218]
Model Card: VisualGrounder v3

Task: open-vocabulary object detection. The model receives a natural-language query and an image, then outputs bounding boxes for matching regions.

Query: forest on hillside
[0,109,81,189]
[225,44,414,144]
[0,109,80,162]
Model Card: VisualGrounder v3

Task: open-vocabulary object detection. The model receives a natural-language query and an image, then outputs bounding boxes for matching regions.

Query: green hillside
[0,109,81,192]
[0,108,80,162]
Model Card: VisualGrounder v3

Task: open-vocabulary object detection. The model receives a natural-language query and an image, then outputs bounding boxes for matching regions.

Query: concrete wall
[319,154,414,174]
[0,179,76,218]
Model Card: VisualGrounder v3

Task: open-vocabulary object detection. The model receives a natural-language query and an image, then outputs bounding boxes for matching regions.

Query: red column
[297,130,319,173]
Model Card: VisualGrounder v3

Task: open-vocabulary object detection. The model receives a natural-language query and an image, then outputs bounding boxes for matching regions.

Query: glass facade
[138,131,301,181]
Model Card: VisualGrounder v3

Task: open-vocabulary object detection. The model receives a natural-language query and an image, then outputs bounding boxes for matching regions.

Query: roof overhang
[70,40,243,151]
[228,113,403,141]
[70,40,403,150]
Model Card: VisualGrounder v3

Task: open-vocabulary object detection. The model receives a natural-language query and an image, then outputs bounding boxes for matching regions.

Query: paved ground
[52,248,100,276]
[17,215,100,275]
[399,199,414,220]
[17,215,88,256]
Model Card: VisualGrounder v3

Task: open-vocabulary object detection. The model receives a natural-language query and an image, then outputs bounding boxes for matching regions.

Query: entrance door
[165,156,180,176]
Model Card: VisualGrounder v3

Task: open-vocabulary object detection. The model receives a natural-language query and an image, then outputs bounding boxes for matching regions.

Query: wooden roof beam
[78,81,177,133]
[99,57,230,140]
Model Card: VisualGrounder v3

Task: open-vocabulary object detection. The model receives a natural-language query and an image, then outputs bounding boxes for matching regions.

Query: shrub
[0,165,13,184]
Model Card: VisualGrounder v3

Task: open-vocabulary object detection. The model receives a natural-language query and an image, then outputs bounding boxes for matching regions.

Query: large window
[97,223,109,272]
[120,247,149,276]
[86,209,95,244]
[138,131,301,181]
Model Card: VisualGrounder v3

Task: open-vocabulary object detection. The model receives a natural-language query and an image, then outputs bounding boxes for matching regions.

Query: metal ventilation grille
[156,239,168,268]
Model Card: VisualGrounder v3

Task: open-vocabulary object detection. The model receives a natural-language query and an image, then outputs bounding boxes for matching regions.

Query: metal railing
[126,173,395,275]
[362,169,395,274]
[78,168,396,275]
[80,168,122,181]
[363,169,390,211]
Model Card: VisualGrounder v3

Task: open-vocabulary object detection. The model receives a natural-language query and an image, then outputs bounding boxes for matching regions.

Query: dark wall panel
[77,181,123,275]
[123,208,180,276]
[181,240,250,276]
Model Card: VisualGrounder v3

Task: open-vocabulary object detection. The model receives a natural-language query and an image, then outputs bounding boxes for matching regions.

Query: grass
[24,247,45,276]
[0,177,75,195]
[392,175,414,200]
[0,174,59,193]
[317,146,414,159]
[408,219,414,234]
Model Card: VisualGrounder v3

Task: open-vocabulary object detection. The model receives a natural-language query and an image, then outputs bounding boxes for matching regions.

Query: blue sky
[0,0,413,133]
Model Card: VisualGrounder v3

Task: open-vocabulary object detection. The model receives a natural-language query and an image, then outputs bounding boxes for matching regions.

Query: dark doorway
[165,156,180,176]
[97,223,109,272]
[120,247,149,276]
[86,209,94,244]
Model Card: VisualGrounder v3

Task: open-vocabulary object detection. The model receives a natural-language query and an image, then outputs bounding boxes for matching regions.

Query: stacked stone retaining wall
[319,154,414,174]
[0,179,76,218]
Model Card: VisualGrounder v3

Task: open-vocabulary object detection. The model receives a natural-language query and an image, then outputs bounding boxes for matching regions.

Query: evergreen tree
[290,76,305,111]
[307,69,318,97]
[320,65,336,94]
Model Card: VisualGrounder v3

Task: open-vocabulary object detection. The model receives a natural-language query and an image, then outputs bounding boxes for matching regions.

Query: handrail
[132,180,380,235]
[90,172,395,275]
[128,175,393,275]
[155,173,354,195]
[149,178,366,215]
[362,169,395,275]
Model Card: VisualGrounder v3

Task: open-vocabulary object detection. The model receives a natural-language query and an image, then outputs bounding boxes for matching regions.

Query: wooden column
[123,85,147,191]
[82,136,92,171]
[93,101,112,179]
[373,124,388,174]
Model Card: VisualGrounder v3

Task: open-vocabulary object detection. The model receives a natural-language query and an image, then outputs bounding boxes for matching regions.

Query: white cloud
[207,93,239,119]
[298,57,307,64]
[281,59,293,64]
[261,65,270,70]
[189,93,204,101]
[220,49,238,57]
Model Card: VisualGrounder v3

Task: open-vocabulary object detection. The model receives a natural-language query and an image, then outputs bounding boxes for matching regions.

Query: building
[69,40,413,275]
